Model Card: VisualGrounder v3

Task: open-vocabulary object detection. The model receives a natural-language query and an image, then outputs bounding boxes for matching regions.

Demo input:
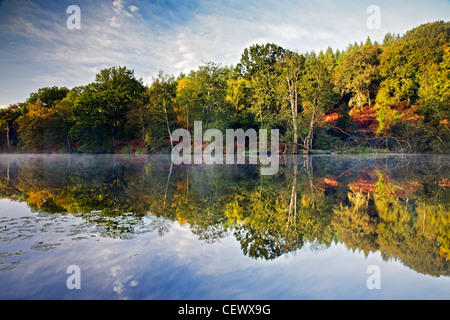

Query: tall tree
[416,45,450,152]
[25,86,69,109]
[147,71,177,150]
[226,77,252,112]
[74,66,145,150]
[174,62,230,132]
[277,51,306,153]
[300,53,337,152]
[53,87,81,152]
[378,21,449,105]
[0,104,21,151]
[192,62,229,129]
[175,76,197,131]
[17,99,53,151]
[333,38,381,111]
[237,43,287,128]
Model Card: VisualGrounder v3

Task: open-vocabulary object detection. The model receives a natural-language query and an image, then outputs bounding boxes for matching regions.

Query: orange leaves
[28,100,50,118]
[350,105,378,134]
[322,112,339,127]
[348,178,376,194]
[323,178,339,188]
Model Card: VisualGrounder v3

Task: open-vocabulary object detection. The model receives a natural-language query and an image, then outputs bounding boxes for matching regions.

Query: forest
[0,21,449,154]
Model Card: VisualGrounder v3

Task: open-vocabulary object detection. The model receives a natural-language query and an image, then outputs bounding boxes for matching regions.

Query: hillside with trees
[0,21,449,154]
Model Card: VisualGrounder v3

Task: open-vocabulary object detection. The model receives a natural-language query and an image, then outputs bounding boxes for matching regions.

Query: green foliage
[314,128,343,150]
[237,43,287,129]
[16,100,53,151]
[300,52,338,151]
[25,86,69,109]
[333,39,381,110]
[0,104,21,151]
[378,21,449,104]
[226,77,252,112]
[73,66,145,151]
[146,71,178,150]
[0,22,448,154]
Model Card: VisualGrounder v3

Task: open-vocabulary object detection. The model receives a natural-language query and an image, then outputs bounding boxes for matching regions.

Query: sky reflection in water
[0,154,449,300]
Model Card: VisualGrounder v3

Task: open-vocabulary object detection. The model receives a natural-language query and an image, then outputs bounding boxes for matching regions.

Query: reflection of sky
[1,200,450,300]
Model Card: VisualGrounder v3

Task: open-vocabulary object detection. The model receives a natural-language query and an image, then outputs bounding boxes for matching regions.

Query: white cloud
[109,16,121,28]
[112,0,138,18]
[128,5,139,13]
[112,0,125,14]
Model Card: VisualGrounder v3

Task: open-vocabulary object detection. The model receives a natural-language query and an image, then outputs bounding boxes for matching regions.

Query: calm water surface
[0,154,449,300]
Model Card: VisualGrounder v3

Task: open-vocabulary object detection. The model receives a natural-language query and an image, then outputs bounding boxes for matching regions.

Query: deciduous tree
[300,53,337,152]
[74,66,145,150]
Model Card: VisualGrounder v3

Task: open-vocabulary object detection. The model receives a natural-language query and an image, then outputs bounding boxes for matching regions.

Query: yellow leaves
[27,99,52,119]
[374,172,396,198]
[438,234,450,262]
[16,99,56,151]
[176,77,196,101]
[301,194,313,208]
[28,190,51,208]
[226,78,251,111]
[176,77,190,91]
[374,103,401,135]
[225,195,245,225]
[439,247,450,262]
[348,191,370,212]
[176,212,187,226]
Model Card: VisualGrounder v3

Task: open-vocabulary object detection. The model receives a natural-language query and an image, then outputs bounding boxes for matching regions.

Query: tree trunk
[163,102,173,151]
[141,116,146,143]
[6,124,10,152]
[304,111,315,153]
[112,127,117,150]
[287,161,298,233]
[304,156,315,205]
[259,105,264,129]
[290,82,299,154]
[66,134,72,153]
[292,115,298,154]
[164,161,173,215]
[6,157,10,183]
[186,109,189,131]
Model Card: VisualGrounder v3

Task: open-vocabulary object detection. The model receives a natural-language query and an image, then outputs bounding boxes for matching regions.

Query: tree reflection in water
[0,154,448,276]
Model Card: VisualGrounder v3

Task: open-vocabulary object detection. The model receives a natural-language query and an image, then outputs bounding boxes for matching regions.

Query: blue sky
[0,0,449,107]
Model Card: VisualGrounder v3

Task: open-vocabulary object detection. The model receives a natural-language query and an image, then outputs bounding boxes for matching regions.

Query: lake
[0,154,449,300]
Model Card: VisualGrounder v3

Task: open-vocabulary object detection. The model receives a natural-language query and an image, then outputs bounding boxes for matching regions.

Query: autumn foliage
[0,21,448,154]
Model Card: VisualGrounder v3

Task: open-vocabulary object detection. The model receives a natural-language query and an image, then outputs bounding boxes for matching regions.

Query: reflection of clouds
[112,268,139,297]
[1,209,450,299]
[113,277,140,296]
[0,200,170,274]
[0,154,449,299]
[110,265,121,277]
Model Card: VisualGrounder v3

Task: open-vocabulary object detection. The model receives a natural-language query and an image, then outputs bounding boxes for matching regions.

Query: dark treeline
[0,21,449,154]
